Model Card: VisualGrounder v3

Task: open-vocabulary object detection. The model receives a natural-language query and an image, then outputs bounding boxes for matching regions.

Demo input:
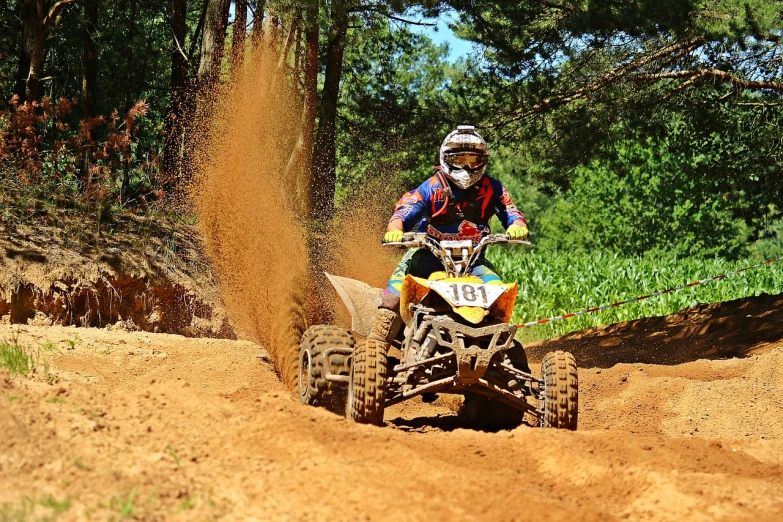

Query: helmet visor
[444,151,488,171]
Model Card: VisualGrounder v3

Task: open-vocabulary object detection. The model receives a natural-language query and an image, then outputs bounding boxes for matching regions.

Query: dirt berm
[0,209,233,339]
[1,293,782,521]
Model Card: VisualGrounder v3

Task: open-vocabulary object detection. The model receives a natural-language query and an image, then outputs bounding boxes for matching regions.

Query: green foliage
[0,97,159,207]
[445,0,783,252]
[487,246,783,342]
[0,495,71,521]
[749,217,783,261]
[336,18,456,196]
[537,135,751,258]
[0,336,34,376]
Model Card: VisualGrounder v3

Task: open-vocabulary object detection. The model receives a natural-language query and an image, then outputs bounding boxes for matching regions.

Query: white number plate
[428,281,507,309]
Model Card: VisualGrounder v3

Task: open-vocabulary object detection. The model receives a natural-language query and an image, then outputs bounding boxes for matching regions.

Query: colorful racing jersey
[390,171,526,241]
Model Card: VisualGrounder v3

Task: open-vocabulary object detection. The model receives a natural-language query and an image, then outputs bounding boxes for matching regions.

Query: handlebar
[382,232,529,277]
[382,232,531,249]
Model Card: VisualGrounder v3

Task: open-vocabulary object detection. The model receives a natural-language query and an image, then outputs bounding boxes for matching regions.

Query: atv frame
[297,234,578,430]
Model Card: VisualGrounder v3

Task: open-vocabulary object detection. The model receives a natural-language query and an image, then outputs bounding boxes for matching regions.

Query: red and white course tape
[515,257,782,329]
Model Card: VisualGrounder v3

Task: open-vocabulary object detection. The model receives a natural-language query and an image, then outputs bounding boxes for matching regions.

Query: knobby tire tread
[349,340,387,425]
[541,350,578,430]
[299,325,354,413]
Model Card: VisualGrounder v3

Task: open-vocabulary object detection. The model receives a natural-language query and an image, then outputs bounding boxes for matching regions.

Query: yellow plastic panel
[400,275,432,325]
[491,282,519,323]
[453,306,489,324]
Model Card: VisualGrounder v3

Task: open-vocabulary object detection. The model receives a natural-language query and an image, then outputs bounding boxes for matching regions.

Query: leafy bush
[535,136,752,259]
[0,96,161,205]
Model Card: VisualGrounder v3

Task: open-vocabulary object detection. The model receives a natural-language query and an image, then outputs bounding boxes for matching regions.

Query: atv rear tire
[461,341,530,430]
[348,340,387,425]
[462,393,523,431]
[540,350,578,430]
[298,325,354,414]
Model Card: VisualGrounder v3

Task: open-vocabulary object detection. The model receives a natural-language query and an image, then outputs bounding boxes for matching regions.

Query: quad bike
[297,232,578,430]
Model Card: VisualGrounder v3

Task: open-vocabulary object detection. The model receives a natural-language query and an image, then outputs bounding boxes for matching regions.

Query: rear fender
[324,272,383,338]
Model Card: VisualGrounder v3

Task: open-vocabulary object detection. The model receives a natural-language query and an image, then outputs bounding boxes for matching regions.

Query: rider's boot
[367,308,401,350]
[368,292,402,350]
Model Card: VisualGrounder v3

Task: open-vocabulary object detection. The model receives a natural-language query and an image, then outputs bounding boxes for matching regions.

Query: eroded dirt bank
[0,217,233,339]
[1,296,782,521]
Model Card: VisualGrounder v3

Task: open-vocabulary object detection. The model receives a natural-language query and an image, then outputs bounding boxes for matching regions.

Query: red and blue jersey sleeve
[493,182,526,229]
[390,176,437,231]
[482,177,525,229]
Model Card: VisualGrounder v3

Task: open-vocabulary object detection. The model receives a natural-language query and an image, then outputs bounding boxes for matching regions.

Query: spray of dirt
[191,38,415,389]
[328,177,403,286]
[322,178,402,329]
[191,41,314,390]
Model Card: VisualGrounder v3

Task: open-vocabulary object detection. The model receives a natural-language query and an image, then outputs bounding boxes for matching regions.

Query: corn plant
[488,248,783,342]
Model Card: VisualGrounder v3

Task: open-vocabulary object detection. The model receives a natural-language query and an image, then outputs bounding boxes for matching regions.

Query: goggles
[444,151,488,171]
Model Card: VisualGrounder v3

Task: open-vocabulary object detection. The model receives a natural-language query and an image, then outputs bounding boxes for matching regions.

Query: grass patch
[177,497,194,513]
[37,496,72,513]
[74,459,92,471]
[0,334,54,382]
[108,490,137,518]
[46,397,66,404]
[167,444,181,468]
[38,340,57,352]
[0,495,72,521]
[0,336,34,376]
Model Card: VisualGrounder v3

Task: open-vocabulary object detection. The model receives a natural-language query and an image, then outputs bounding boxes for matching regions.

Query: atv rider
[367,125,529,349]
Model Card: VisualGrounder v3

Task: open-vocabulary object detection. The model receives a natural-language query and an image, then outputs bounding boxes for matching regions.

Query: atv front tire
[298,325,354,414]
[348,340,387,425]
[540,350,578,430]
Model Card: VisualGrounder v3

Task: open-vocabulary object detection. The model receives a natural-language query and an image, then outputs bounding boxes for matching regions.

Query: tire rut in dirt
[541,350,578,430]
[348,340,387,425]
[298,325,354,414]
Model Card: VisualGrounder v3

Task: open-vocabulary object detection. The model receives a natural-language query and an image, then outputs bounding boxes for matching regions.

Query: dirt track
[2,295,783,521]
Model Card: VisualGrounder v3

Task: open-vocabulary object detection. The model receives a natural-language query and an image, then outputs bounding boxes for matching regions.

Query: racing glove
[384,230,404,243]
[507,224,529,240]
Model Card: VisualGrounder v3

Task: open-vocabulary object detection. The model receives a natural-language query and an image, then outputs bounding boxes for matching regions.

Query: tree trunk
[231,0,247,71]
[17,0,43,100]
[187,0,207,62]
[264,12,280,49]
[283,6,317,218]
[13,0,34,99]
[310,0,348,223]
[163,0,188,188]
[123,0,137,111]
[197,0,231,87]
[81,0,100,185]
[81,0,99,117]
[16,0,82,101]
[301,3,319,214]
[250,0,266,45]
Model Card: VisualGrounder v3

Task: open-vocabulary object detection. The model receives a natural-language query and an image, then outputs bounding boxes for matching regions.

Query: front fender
[324,272,383,338]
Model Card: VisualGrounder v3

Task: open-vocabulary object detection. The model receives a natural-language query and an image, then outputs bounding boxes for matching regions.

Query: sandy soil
[1,295,782,521]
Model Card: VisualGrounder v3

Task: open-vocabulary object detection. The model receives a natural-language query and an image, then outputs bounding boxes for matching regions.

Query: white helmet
[439,125,489,190]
